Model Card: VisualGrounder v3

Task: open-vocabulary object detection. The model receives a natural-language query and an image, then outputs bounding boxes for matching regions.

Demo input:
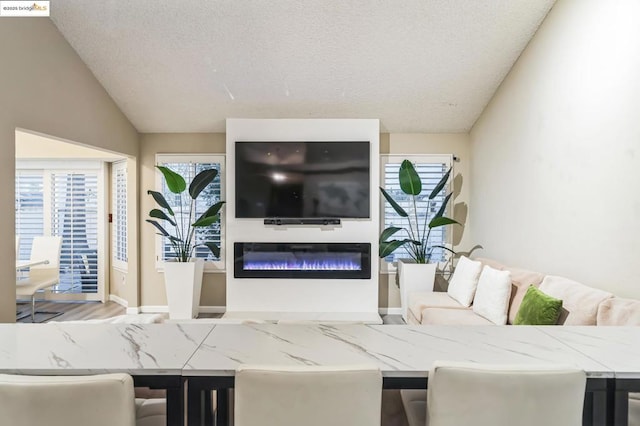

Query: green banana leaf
[156,166,186,194]
[146,219,170,237]
[428,216,459,229]
[149,208,176,226]
[203,242,221,258]
[428,167,451,200]
[189,169,219,199]
[433,192,452,219]
[399,160,421,195]
[195,201,226,224]
[192,214,219,227]
[379,226,402,243]
[147,190,174,216]
[380,187,408,217]
[379,239,419,258]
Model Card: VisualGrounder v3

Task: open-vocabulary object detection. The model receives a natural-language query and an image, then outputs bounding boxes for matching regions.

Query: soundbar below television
[235,141,370,219]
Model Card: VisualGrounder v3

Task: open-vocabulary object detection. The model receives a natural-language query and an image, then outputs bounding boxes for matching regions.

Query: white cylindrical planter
[163,259,204,319]
[397,260,436,323]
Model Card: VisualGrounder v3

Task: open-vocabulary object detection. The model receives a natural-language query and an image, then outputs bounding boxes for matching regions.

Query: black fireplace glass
[234,242,371,279]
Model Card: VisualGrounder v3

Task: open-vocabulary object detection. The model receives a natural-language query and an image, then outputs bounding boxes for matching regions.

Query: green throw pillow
[514,285,563,325]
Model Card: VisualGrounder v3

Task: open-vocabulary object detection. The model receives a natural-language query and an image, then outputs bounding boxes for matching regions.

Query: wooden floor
[16,301,400,324]
[16,301,126,323]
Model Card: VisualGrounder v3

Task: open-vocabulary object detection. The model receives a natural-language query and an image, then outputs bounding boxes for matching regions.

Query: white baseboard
[378,307,402,316]
[198,306,226,314]
[122,303,390,316]
[140,305,168,313]
[138,305,226,314]
[109,294,128,308]
[110,295,140,314]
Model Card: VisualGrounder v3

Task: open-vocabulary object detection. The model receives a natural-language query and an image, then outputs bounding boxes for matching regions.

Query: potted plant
[379,160,458,321]
[146,166,225,319]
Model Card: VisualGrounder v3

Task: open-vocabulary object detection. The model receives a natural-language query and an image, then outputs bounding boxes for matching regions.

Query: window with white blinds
[15,166,100,294]
[155,154,225,270]
[380,155,453,270]
[112,161,127,269]
[15,172,44,261]
[51,172,99,294]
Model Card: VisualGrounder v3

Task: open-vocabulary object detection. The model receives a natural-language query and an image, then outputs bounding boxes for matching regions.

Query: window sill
[155,265,226,274]
[112,265,128,274]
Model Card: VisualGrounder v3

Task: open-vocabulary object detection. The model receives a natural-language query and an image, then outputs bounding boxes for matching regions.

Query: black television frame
[234,140,371,219]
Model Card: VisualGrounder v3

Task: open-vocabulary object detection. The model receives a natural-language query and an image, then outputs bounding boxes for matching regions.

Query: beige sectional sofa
[407,257,639,327]
[402,257,640,426]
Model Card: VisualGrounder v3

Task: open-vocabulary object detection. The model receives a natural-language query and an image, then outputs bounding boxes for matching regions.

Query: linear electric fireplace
[234,242,371,279]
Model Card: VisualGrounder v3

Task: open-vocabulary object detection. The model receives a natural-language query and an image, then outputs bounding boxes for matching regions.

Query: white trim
[381,154,453,163]
[110,294,142,315]
[109,294,128,308]
[155,266,226,274]
[98,163,108,303]
[138,305,226,314]
[112,161,128,271]
[198,306,226,314]
[16,160,102,170]
[140,305,168,313]
[378,307,402,316]
[15,128,128,160]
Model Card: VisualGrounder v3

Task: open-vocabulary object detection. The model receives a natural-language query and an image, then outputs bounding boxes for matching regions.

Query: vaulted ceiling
[51,0,556,133]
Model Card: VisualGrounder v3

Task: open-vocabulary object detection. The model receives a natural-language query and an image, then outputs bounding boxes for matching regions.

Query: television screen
[235,141,370,218]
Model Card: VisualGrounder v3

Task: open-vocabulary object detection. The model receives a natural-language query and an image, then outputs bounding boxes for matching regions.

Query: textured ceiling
[50,0,555,133]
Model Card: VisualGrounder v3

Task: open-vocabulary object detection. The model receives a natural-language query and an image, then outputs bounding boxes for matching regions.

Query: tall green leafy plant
[146,166,225,262]
[379,160,458,263]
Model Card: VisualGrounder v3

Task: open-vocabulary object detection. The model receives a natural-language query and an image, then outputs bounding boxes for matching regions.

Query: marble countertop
[1,323,632,379]
[0,323,215,375]
[537,326,640,378]
[183,324,613,378]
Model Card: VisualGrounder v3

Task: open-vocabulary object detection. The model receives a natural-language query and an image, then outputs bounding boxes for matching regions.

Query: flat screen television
[235,141,370,218]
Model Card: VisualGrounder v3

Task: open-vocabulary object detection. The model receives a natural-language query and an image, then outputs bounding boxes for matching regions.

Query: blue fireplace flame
[243,255,362,271]
[235,243,371,279]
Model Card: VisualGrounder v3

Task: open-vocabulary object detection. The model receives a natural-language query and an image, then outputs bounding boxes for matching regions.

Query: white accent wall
[470,0,640,299]
[226,119,380,313]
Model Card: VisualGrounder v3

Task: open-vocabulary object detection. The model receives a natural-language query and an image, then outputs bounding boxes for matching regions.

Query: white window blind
[15,171,44,261]
[112,161,127,269]
[156,154,225,270]
[51,172,100,294]
[380,155,453,269]
[16,166,101,295]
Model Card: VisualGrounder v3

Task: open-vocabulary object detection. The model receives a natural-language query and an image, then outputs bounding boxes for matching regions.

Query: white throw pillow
[473,266,513,325]
[447,256,483,307]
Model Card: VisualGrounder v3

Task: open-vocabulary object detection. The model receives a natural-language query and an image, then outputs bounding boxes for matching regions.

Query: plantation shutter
[157,156,224,263]
[15,171,45,261]
[51,172,100,293]
[381,155,453,265]
[112,162,128,268]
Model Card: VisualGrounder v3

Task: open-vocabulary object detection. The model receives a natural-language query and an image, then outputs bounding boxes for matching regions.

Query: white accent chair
[135,397,167,426]
[0,373,137,426]
[15,236,62,322]
[234,365,383,426]
[401,361,586,426]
